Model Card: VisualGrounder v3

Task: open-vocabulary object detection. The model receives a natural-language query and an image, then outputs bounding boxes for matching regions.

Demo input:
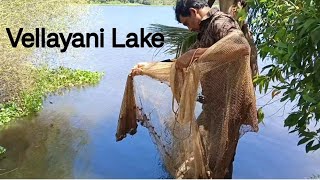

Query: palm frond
[148,24,197,58]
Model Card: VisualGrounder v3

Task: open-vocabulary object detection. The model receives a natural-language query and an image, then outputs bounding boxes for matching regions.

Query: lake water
[0,5,319,178]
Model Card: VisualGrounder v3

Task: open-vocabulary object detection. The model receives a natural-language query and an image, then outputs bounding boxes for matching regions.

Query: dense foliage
[247,0,320,152]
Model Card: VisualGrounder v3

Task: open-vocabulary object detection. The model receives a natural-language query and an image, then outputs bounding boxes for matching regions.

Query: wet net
[116,30,259,178]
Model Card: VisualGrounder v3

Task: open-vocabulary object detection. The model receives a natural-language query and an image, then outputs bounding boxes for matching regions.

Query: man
[173,0,242,178]
[131,0,257,178]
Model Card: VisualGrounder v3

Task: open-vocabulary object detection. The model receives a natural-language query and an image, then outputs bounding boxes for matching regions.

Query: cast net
[116,30,259,178]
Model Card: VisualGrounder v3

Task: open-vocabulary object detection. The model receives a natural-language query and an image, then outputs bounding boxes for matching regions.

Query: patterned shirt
[191,7,240,49]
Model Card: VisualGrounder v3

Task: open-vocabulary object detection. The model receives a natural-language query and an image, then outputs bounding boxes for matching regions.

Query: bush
[248,0,320,152]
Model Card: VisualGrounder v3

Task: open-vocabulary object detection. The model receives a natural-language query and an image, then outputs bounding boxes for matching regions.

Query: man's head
[174,0,209,32]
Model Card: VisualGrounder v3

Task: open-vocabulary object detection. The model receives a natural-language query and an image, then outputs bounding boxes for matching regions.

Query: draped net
[116,30,259,178]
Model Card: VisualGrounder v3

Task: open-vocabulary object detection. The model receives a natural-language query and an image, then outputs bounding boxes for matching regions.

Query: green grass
[0,67,104,125]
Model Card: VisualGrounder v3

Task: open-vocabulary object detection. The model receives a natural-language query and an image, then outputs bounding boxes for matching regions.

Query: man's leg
[224,151,235,179]
[224,137,240,179]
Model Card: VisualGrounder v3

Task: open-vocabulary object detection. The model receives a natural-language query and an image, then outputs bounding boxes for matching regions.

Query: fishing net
[116,30,259,178]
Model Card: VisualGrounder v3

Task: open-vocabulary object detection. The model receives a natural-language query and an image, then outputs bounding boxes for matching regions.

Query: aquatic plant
[0,67,104,125]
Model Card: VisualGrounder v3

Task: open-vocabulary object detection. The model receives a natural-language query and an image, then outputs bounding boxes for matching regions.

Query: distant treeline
[89,0,176,5]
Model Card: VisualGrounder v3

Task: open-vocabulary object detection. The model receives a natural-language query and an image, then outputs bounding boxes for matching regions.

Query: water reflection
[0,107,89,178]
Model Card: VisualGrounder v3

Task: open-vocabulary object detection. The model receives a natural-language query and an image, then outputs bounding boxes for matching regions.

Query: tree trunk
[219,0,236,13]
[217,0,259,79]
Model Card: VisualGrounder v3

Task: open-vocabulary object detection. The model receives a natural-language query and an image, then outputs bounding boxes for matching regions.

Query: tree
[247,0,320,153]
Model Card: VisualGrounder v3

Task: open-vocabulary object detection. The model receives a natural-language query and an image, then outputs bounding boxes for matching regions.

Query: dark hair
[174,0,209,23]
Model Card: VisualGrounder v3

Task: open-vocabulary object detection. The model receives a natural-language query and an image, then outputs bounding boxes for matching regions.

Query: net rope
[116,30,259,178]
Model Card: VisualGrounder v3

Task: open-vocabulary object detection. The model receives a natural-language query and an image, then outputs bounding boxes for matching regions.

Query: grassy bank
[0,67,104,125]
[0,0,98,125]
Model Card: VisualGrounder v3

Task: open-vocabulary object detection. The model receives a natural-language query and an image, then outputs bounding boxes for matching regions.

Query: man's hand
[131,62,147,76]
[175,48,208,69]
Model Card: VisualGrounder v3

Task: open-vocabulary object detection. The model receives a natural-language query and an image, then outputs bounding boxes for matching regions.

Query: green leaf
[300,131,317,138]
[257,107,265,123]
[275,42,287,49]
[298,137,312,145]
[280,94,289,102]
[309,144,320,151]
[289,129,298,133]
[252,76,260,84]
[264,80,269,94]
[302,93,317,103]
[284,113,300,127]
[259,81,263,93]
[288,44,293,55]
[289,91,297,101]
[0,146,6,155]
[261,64,275,72]
[310,29,320,45]
[299,19,317,37]
[306,140,315,153]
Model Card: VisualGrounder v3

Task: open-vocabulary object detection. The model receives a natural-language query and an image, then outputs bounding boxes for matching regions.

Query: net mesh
[116,30,259,178]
